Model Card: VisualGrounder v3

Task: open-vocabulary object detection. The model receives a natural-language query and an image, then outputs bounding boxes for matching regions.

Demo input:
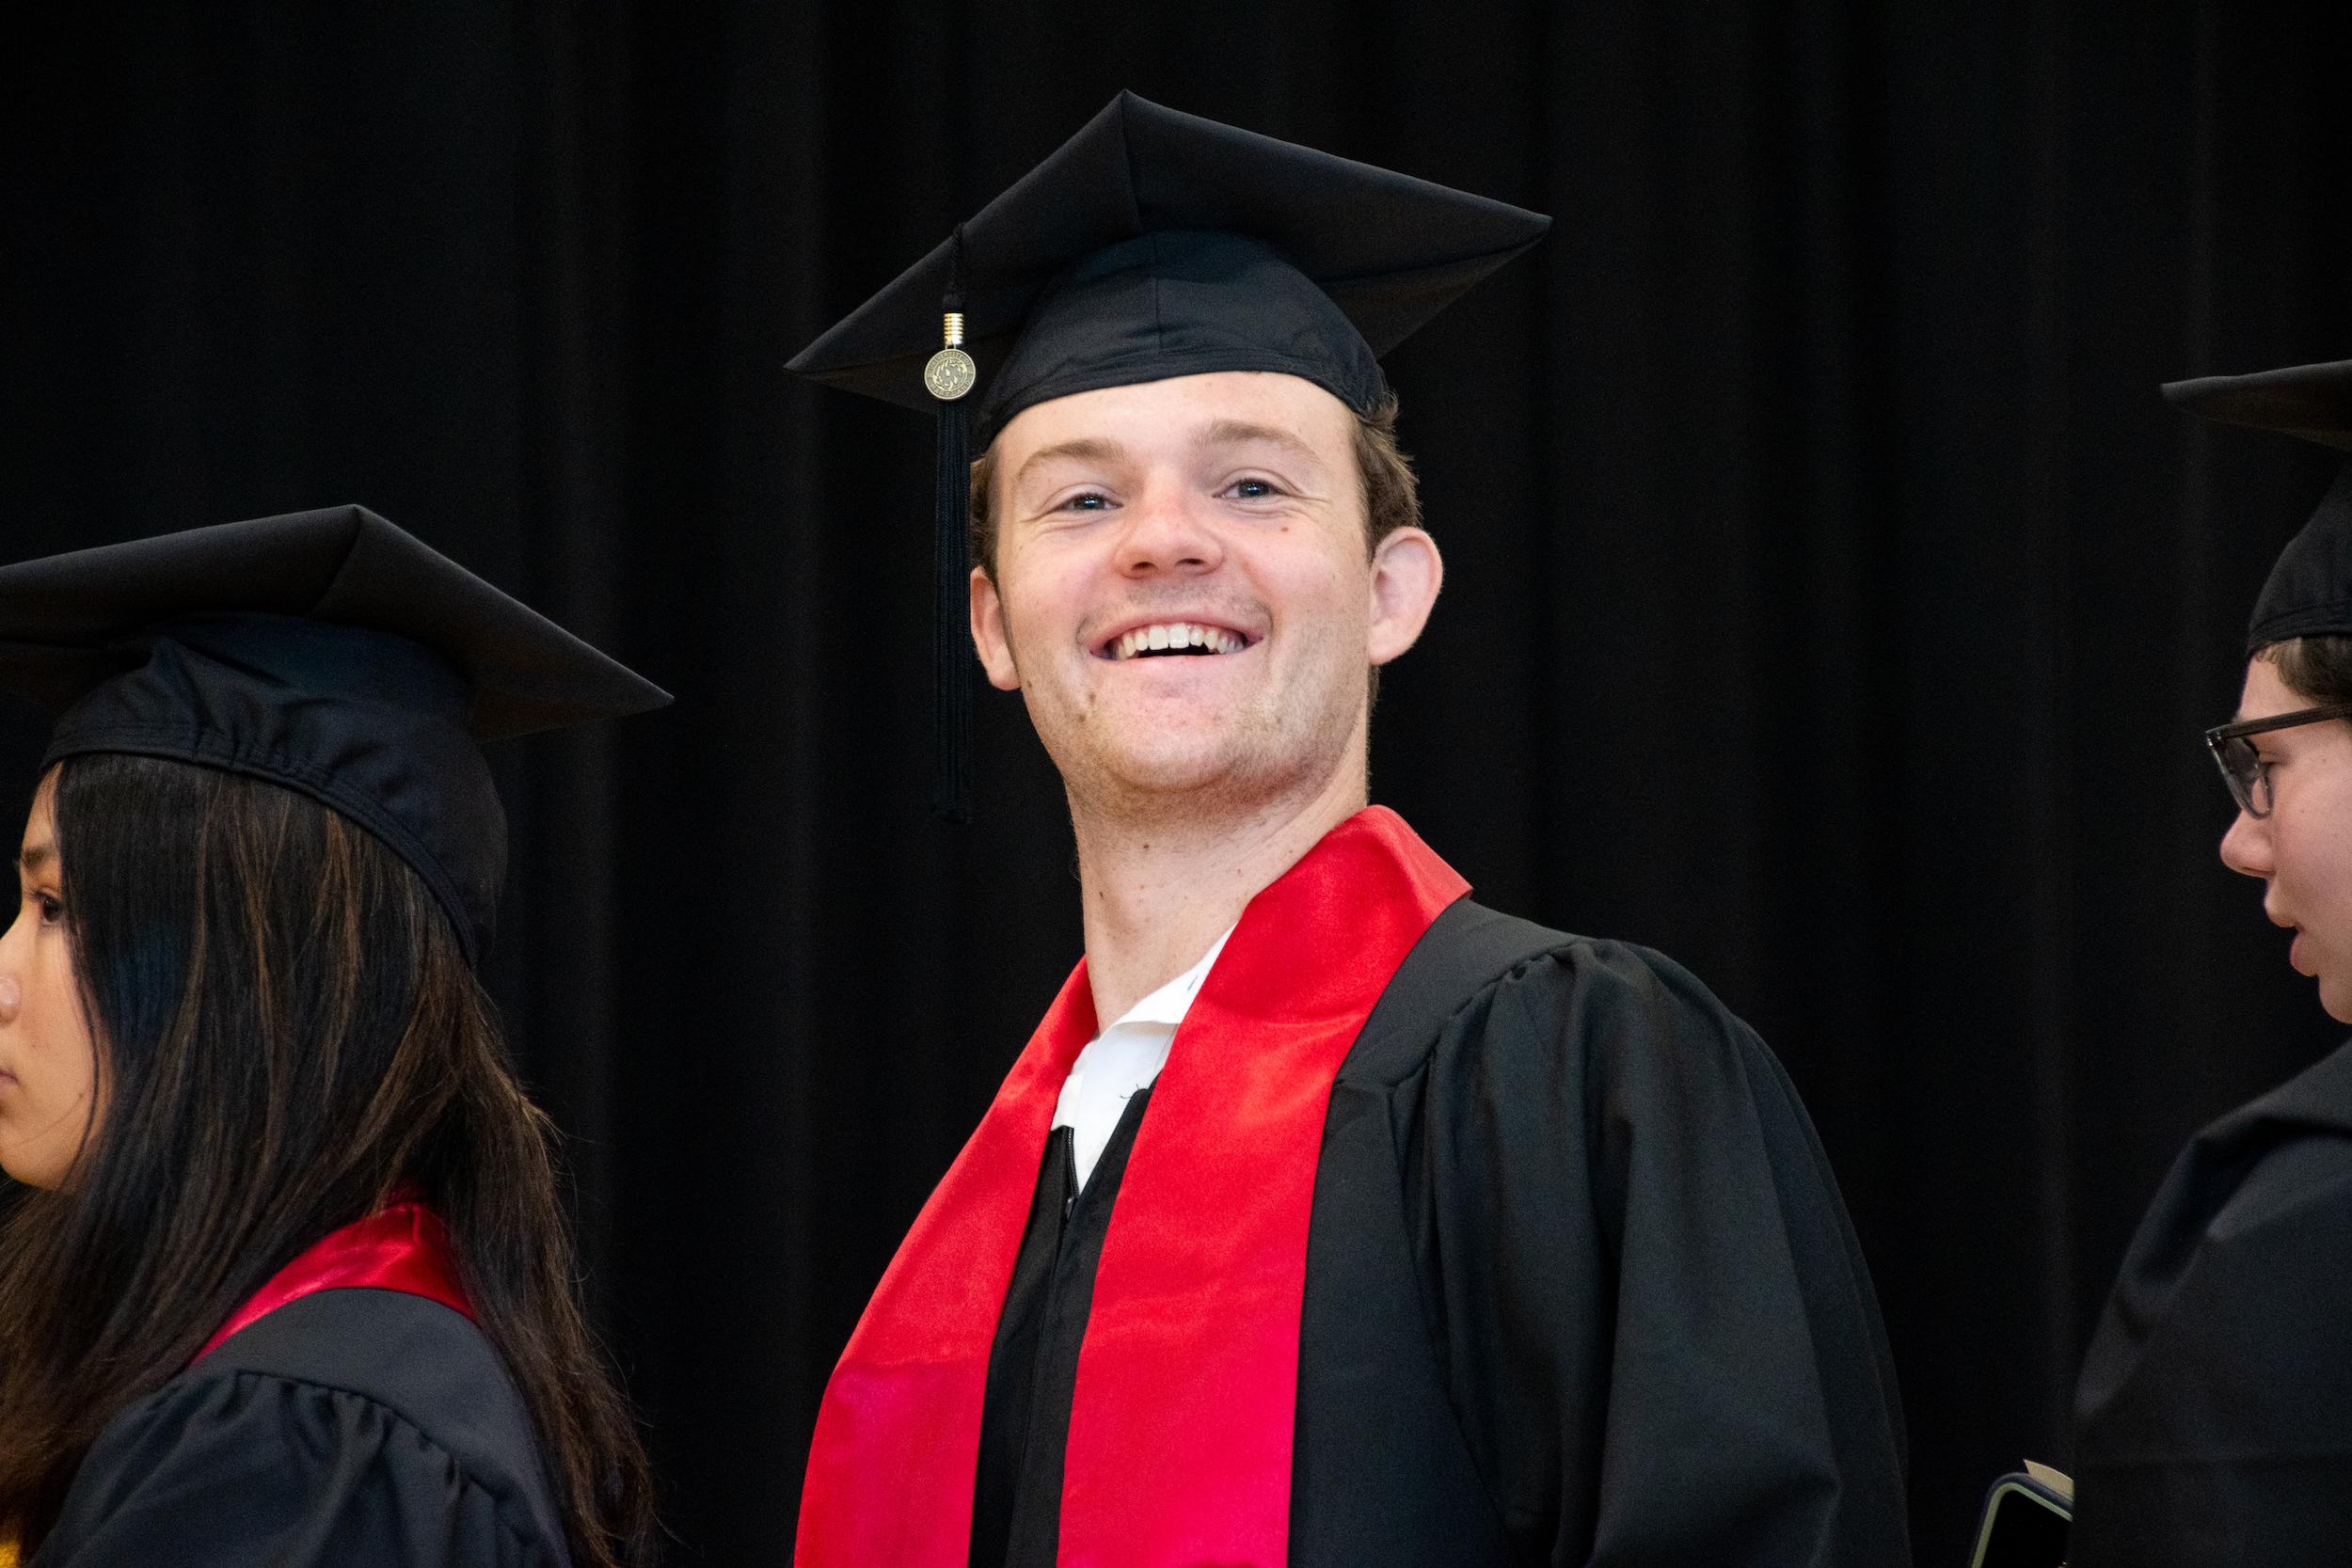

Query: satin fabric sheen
[192,1198,474,1363]
[796,806,1470,1567]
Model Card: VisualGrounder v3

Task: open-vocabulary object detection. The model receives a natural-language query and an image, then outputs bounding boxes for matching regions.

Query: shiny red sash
[796,807,1468,1567]
[193,1196,474,1362]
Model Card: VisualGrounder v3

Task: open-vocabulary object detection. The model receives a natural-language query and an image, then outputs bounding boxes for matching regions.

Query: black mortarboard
[789,90,1550,818]
[0,505,670,964]
[2165,358,2352,653]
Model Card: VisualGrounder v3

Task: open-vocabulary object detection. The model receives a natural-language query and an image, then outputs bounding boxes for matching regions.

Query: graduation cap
[2165,358,2352,652]
[789,90,1550,818]
[0,505,670,964]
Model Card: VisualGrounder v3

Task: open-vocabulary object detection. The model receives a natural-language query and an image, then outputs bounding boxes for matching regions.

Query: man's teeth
[1110,622,1247,659]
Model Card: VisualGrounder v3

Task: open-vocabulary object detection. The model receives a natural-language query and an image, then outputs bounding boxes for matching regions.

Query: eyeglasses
[2204,703,2352,817]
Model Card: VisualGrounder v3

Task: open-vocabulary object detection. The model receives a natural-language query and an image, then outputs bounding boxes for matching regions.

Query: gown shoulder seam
[107,1361,559,1560]
[1353,929,1682,1088]
[1337,903,1595,1088]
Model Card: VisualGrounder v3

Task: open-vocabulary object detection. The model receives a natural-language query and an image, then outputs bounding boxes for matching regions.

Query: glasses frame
[2204,702,2352,817]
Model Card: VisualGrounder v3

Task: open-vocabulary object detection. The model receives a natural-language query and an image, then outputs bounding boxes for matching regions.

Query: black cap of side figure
[0,504,671,965]
[2165,358,2352,650]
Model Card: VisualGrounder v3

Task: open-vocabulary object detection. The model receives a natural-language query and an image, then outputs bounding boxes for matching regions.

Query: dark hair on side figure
[2263,634,2352,712]
[0,754,656,1564]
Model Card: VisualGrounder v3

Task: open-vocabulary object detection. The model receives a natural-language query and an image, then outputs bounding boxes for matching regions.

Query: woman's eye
[35,894,62,926]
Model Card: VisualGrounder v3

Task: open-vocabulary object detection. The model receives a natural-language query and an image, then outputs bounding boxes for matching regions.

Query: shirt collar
[1105,925,1236,1032]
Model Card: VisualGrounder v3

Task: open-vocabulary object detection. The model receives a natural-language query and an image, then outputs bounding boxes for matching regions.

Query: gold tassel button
[924,310,977,402]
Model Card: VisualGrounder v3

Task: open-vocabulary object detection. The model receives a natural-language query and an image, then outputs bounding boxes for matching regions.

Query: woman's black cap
[0,505,670,964]
[2167,359,2352,654]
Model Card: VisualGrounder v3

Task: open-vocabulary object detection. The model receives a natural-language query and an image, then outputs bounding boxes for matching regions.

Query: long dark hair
[0,754,657,1563]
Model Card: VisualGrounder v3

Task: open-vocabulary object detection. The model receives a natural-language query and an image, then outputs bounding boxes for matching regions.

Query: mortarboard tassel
[925,227,978,821]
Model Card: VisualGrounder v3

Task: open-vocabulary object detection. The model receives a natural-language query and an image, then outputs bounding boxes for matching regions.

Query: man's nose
[2219,810,2270,879]
[1114,486,1221,577]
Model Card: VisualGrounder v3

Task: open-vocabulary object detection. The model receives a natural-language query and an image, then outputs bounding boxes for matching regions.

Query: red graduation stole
[193,1195,474,1362]
[797,806,1468,1567]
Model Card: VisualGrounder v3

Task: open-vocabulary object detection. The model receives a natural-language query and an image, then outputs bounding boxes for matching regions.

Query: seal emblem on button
[924,347,977,402]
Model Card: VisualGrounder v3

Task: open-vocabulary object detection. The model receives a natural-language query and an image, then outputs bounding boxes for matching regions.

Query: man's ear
[970,566,1023,690]
[1366,528,1442,666]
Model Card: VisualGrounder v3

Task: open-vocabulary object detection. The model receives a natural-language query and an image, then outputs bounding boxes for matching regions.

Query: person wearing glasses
[2068,359,2352,1563]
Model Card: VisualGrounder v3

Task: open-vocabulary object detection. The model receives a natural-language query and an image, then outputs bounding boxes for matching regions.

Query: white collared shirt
[1052,927,1235,1192]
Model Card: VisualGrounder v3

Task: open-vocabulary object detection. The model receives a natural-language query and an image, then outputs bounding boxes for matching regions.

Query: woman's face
[0,770,101,1187]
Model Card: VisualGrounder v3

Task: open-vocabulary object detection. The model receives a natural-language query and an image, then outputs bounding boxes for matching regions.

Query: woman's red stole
[193,1196,473,1362]
[796,806,1469,1567]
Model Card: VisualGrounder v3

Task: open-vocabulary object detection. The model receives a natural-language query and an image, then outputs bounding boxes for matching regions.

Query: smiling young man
[788,94,1911,1568]
[2067,360,2352,1564]
[966,369,1438,1037]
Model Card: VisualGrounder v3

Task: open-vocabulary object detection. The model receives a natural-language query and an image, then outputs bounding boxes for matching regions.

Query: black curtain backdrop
[5,5,2349,1561]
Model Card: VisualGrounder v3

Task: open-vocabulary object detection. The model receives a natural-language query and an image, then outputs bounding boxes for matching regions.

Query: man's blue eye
[1063,492,1110,511]
[1229,479,1277,499]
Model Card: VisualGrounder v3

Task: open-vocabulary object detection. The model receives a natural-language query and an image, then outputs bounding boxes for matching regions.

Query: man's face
[0,769,102,1189]
[2219,657,2352,1022]
[969,371,1438,813]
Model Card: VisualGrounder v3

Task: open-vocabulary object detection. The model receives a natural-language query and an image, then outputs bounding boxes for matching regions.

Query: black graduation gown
[2070,1041,2352,1565]
[35,1288,573,1568]
[971,900,1913,1568]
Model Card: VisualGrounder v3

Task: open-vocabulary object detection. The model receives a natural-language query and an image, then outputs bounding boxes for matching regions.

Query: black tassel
[926,227,977,822]
[931,389,973,821]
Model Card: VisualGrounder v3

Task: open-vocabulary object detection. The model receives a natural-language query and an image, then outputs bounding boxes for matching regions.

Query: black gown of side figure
[970,900,1914,1568]
[35,1289,573,1568]
[2070,1041,2352,1565]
